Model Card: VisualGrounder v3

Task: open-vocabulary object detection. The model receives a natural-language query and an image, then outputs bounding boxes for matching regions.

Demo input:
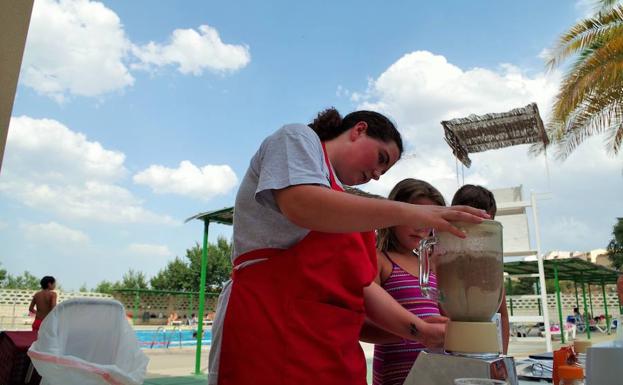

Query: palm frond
[538,2,623,160]
[528,140,546,156]
[553,84,623,139]
[546,4,623,70]
[605,120,623,154]
[551,33,623,121]
[553,90,623,159]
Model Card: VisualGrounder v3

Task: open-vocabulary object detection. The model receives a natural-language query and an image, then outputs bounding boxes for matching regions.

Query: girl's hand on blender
[405,204,489,238]
[415,315,448,348]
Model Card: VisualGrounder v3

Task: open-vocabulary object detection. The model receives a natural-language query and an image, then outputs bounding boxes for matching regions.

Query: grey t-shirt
[232,123,341,261]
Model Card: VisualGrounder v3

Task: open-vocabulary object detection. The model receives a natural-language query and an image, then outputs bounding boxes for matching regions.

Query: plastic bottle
[558,365,584,385]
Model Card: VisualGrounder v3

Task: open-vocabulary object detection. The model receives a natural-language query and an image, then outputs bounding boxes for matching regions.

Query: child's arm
[360,252,400,343]
[50,291,57,309]
[29,296,36,315]
[364,281,447,348]
[274,184,487,236]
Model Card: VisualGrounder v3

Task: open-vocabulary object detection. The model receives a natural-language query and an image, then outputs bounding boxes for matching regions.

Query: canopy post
[184,207,235,377]
[581,274,591,340]
[588,283,594,317]
[554,262,565,343]
[574,281,579,308]
[601,280,610,334]
[532,195,552,351]
[195,220,210,375]
[507,277,514,316]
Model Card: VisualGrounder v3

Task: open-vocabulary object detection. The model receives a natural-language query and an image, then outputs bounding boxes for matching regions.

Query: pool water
[135,329,212,349]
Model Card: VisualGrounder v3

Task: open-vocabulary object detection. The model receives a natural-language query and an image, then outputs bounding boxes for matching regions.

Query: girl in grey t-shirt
[209,107,489,385]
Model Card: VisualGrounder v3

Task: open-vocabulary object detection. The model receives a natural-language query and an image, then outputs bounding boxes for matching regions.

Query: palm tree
[538,1,623,160]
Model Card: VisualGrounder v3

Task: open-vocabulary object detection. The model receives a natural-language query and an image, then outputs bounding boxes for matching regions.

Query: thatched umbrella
[441,103,548,168]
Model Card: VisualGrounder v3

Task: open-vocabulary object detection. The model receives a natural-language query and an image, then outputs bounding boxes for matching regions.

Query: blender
[403,220,518,385]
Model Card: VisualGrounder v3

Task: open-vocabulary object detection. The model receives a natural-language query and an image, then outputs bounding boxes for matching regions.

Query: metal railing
[149,326,165,348]
[166,326,182,348]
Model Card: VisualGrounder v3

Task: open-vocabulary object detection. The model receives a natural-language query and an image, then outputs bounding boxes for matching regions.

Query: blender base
[403,351,518,385]
[444,321,501,355]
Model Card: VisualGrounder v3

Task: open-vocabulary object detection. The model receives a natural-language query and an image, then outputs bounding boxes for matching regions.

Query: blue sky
[2,0,622,290]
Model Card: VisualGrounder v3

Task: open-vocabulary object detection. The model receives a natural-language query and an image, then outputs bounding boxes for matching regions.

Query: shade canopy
[442,103,549,167]
[504,257,620,284]
[185,207,234,226]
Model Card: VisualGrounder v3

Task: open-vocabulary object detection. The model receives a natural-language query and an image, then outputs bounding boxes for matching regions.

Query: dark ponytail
[308,107,403,154]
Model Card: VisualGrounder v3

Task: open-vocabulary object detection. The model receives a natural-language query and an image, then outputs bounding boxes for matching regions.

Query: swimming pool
[135,328,212,349]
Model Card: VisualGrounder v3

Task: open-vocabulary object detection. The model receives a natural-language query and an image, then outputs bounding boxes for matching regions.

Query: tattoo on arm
[410,322,418,338]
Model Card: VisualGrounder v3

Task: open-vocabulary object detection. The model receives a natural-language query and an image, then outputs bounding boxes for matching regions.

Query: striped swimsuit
[373,252,440,385]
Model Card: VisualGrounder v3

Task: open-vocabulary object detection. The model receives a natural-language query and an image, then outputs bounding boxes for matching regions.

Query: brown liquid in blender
[436,251,503,322]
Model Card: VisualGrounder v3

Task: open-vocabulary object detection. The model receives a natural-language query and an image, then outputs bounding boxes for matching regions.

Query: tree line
[3,218,622,295]
[92,237,233,294]
[0,236,232,293]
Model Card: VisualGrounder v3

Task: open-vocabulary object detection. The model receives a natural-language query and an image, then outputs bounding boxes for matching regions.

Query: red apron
[218,144,377,385]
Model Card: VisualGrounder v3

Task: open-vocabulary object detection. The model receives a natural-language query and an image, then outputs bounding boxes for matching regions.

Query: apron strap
[321,141,344,191]
[233,248,284,268]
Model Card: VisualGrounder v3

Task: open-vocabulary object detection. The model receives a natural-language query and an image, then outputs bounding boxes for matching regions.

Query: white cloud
[1,116,175,224]
[353,51,560,195]
[351,50,623,252]
[336,85,351,98]
[20,1,250,101]
[543,216,592,248]
[1,180,176,224]
[358,52,559,144]
[128,243,172,257]
[133,160,238,200]
[22,0,134,102]
[21,221,90,244]
[6,116,126,183]
[131,24,251,75]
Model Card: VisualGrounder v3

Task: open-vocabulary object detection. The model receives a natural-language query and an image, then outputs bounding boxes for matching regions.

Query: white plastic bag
[28,298,149,385]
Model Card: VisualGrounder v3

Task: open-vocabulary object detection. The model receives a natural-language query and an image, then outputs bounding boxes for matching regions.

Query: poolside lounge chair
[509,315,543,338]
[545,322,576,340]
[28,298,149,385]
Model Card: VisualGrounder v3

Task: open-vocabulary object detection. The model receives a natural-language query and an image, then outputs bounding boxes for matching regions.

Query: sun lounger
[509,315,543,338]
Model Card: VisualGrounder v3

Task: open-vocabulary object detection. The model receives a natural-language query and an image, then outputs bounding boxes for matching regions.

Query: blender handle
[417,229,437,299]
